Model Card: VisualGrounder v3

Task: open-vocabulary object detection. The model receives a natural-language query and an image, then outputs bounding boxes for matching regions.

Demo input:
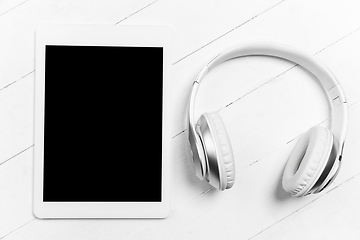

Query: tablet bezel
[34,24,172,218]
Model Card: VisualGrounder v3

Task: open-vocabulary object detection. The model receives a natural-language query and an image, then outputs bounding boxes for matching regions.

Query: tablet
[34,25,172,218]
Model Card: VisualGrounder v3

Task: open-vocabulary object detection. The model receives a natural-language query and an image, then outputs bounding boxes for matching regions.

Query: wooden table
[1,0,360,239]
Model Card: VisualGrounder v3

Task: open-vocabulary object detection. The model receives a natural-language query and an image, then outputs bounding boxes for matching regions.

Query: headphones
[187,41,348,197]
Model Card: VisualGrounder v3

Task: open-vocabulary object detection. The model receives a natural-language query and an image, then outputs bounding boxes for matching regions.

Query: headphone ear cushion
[282,126,334,197]
[202,112,235,190]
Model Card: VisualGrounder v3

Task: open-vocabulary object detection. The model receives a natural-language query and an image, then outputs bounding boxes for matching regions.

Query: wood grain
[1,0,360,239]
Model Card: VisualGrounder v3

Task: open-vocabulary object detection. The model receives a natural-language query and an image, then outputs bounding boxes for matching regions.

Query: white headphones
[188,41,348,197]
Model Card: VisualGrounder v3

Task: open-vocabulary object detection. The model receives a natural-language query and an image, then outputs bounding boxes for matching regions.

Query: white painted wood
[0,0,29,17]
[0,147,33,237]
[0,0,156,90]
[1,0,360,239]
[0,73,34,165]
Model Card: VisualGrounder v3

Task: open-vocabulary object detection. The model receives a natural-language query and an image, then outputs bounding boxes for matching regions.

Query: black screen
[43,45,163,202]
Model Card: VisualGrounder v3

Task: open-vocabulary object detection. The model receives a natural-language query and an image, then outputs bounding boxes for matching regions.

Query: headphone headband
[188,41,348,180]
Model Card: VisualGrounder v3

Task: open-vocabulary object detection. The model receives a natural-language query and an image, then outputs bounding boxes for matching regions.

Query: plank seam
[0,71,34,94]
[247,171,360,240]
[0,145,33,167]
[173,0,286,65]
[114,0,160,25]
[0,218,34,240]
[0,0,31,18]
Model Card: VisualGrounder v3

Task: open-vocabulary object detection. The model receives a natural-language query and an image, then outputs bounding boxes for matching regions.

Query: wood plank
[108,103,360,239]
[0,0,156,90]
[0,74,34,165]
[217,59,329,168]
[1,0,360,239]
[0,24,354,212]
[51,102,358,240]
[251,174,360,239]
[3,74,360,239]
[170,0,360,135]
[0,0,29,17]
[0,147,33,238]
[120,0,283,61]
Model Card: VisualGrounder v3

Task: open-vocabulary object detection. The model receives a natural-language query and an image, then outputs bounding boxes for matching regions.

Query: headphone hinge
[328,84,347,106]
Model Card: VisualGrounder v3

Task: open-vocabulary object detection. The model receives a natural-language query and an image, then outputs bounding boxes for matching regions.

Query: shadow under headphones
[187,41,348,197]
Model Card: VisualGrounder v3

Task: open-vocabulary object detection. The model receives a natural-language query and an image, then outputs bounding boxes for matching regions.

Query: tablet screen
[43,45,163,202]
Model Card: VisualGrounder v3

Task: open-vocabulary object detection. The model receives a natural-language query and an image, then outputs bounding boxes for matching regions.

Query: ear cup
[200,112,235,190]
[282,126,334,197]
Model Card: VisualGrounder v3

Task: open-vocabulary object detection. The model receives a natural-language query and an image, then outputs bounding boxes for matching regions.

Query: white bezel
[34,24,172,218]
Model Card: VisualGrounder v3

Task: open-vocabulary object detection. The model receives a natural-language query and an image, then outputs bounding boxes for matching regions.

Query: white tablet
[34,25,172,218]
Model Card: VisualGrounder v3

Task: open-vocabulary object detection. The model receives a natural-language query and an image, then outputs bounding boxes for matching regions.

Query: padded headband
[188,41,348,179]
